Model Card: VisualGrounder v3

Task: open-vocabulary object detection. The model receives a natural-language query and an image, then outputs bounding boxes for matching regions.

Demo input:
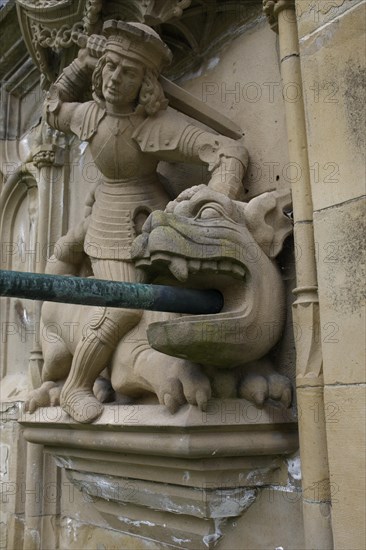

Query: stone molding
[20,400,298,548]
[21,399,298,456]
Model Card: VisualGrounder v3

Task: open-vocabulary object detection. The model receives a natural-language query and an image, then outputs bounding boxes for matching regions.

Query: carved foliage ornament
[17,1,259,83]
[31,21,85,49]
[16,0,73,7]
[15,0,193,84]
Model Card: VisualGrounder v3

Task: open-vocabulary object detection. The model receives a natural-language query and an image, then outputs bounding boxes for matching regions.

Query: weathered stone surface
[59,517,167,550]
[59,486,306,550]
[324,384,366,550]
[4,515,26,550]
[216,487,305,549]
[0,403,27,549]
[299,1,366,210]
[55,452,300,549]
[181,21,291,198]
[19,400,298,548]
[314,196,366,385]
[20,400,298,456]
[300,500,333,550]
[296,0,363,39]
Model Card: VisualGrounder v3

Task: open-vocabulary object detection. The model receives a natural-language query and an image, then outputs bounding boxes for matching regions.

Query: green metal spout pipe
[0,269,223,315]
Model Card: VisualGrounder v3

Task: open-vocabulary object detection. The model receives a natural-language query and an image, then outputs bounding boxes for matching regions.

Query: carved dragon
[26,185,293,419]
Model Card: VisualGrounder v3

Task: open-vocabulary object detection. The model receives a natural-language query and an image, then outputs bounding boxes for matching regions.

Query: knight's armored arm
[161,124,249,199]
[45,34,106,134]
[189,130,248,199]
[133,110,248,199]
[45,57,94,134]
[55,57,93,103]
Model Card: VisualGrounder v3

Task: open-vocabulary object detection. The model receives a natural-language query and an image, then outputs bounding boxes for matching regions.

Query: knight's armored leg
[60,259,143,423]
[60,306,142,422]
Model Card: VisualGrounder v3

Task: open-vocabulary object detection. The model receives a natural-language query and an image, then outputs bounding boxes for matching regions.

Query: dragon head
[131,185,292,368]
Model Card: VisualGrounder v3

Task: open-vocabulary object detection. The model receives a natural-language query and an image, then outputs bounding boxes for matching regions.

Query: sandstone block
[314,197,366,385]
[299,1,365,210]
[324,384,366,550]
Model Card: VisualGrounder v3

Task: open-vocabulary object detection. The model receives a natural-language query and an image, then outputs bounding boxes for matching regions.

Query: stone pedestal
[20,399,298,549]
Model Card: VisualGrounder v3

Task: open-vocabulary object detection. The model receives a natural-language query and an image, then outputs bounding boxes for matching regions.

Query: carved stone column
[22,131,68,550]
[263,1,333,548]
[29,128,68,389]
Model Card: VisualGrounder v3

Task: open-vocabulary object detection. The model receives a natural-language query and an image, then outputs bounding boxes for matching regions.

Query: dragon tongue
[169,257,189,282]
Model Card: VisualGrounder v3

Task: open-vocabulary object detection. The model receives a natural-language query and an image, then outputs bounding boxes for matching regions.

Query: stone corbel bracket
[20,399,298,548]
[15,0,194,83]
[16,0,88,81]
[144,0,192,25]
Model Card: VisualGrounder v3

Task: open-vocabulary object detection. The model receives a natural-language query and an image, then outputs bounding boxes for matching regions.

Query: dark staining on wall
[343,64,366,151]
[318,199,366,315]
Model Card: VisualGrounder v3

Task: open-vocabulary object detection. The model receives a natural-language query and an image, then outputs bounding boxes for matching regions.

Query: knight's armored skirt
[84,176,169,260]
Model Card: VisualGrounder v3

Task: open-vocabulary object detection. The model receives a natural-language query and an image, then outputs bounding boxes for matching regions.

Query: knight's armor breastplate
[84,113,169,261]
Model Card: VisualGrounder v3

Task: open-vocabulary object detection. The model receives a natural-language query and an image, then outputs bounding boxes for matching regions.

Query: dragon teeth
[169,257,189,282]
[150,252,172,264]
[231,264,246,279]
[218,260,233,273]
[188,260,201,273]
[201,260,218,272]
[130,234,148,258]
[140,253,245,281]
[135,259,151,268]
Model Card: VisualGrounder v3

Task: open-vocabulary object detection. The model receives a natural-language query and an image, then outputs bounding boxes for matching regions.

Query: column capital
[32,144,65,169]
[263,0,296,32]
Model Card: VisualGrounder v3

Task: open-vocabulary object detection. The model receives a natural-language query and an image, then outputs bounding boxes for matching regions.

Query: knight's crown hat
[103,20,172,72]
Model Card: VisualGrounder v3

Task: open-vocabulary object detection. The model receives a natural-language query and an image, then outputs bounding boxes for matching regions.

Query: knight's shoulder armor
[70,101,106,141]
[132,107,190,153]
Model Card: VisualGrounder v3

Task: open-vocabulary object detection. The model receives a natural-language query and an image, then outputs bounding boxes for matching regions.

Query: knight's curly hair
[92,55,167,116]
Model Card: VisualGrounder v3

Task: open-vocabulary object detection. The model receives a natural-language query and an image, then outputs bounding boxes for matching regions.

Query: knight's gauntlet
[197,134,248,199]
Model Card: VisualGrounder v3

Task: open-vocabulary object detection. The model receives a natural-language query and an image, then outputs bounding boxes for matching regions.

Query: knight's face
[102,52,145,112]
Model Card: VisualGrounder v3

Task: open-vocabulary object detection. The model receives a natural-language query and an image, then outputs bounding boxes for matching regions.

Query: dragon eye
[196,206,222,220]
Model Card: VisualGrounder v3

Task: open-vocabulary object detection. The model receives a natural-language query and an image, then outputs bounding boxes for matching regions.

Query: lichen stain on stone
[171,535,191,544]
[245,467,274,485]
[287,455,301,481]
[320,202,365,315]
[318,0,352,16]
[64,517,78,543]
[343,64,366,151]
[0,444,9,478]
[14,299,30,326]
[203,518,224,548]
[209,488,257,519]
[55,456,73,469]
[302,26,336,55]
[117,517,156,528]
[0,521,7,549]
